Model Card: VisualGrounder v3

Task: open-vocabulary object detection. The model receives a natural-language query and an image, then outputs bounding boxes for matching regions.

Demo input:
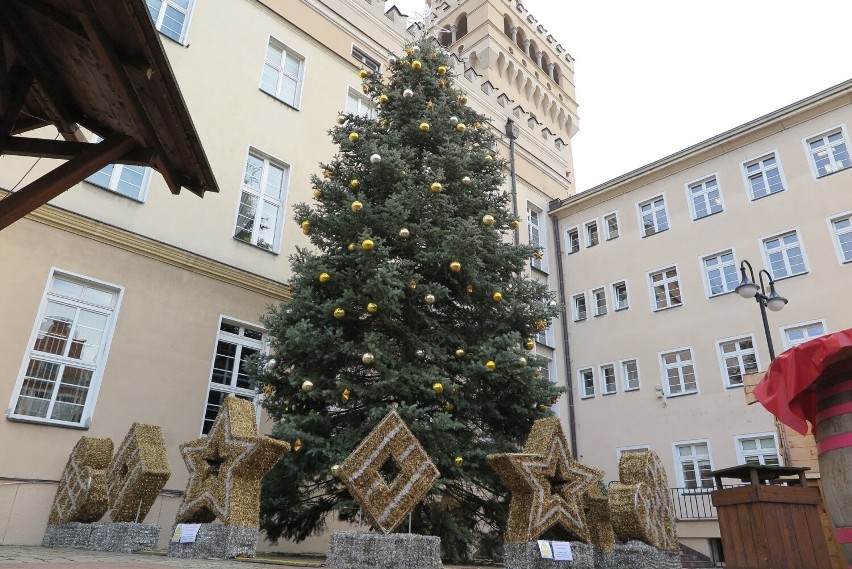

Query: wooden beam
[0,134,136,231]
[9,115,49,136]
[17,0,88,41]
[3,136,154,164]
[0,66,33,152]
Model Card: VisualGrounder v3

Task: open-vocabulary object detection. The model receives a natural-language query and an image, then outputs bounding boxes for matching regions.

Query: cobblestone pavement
[0,547,323,568]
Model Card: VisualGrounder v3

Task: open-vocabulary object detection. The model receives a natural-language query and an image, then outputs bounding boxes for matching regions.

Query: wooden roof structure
[0,0,218,230]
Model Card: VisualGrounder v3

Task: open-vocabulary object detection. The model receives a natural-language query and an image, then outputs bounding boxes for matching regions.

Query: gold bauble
[461,176,472,185]
[399,228,410,238]
[482,214,495,226]
[426,100,434,109]
[367,302,378,313]
[535,369,543,378]
[381,119,390,128]
[313,189,323,199]
[459,95,468,104]
[378,94,389,104]
[444,402,454,412]
[362,352,375,365]
[319,272,330,283]
[336,115,346,125]
[348,132,360,142]
[293,439,303,452]
[519,357,528,367]
[474,122,481,129]
[323,169,333,178]
[455,123,466,133]
[524,339,535,350]
[300,220,311,230]
[534,249,544,260]
[331,464,342,477]
[424,294,436,305]
[350,179,360,189]
[342,388,351,402]
[454,456,464,467]
[484,154,493,162]
[510,219,520,229]
[449,261,462,273]
[419,122,430,132]
[538,404,548,412]
[438,79,446,88]
[302,227,310,235]
[411,60,422,70]
[455,348,465,359]
[334,308,346,319]
[438,65,447,75]
[409,279,418,291]
[301,380,314,393]
[485,360,496,371]
[535,319,548,330]
[492,291,503,302]
[362,84,369,94]
[430,181,443,193]
[347,243,357,252]
[432,382,444,394]
[361,239,375,251]
[358,68,369,78]
[466,283,474,294]
[351,200,363,212]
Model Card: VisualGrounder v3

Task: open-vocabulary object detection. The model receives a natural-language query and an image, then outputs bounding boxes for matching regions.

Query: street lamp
[505,118,520,244]
[735,260,788,360]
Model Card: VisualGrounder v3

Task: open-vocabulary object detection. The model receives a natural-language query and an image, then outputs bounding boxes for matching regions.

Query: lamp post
[734,260,788,360]
[505,118,520,245]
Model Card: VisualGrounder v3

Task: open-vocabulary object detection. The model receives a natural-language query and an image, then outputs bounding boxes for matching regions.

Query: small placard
[172,523,202,543]
[551,541,573,561]
[537,539,554,559]
[170,525,182,543]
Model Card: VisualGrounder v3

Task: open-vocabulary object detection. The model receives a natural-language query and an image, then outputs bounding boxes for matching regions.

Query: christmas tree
[256,37,562,562]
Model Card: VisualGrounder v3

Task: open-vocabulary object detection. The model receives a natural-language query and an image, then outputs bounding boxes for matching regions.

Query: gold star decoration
[488,417,603,543]
[49,437,114,524]
[105,423,171,523]
[337,411,440,533]
[174,396,289,527]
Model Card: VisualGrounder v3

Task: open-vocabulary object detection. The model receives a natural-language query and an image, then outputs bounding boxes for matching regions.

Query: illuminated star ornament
[488,417,604,542]
[175,396,289,527]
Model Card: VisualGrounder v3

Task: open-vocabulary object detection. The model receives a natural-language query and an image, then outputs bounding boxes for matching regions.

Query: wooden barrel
[815,369,852,566]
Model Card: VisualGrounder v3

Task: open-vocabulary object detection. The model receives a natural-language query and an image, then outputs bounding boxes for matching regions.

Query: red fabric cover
[754,328,852,435]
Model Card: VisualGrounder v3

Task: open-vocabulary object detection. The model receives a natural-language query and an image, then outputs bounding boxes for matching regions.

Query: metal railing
[668,486,737,520]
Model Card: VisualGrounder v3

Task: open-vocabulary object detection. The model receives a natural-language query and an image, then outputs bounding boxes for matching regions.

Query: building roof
[0,0,218,228]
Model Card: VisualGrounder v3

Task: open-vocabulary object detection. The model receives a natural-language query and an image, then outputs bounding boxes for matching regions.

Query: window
[675,441,713,490]
[585,220,599,247]
[743,153,785,200]
[260,39,305,108]
[536,325,554,348]
[688,176,724,219]
[572,293,587,322]
[85,136,152,201]
[649,267,682,310]
[612,281,629,311]
[565,227,580,254]
[592,287,607,316]
[579,368,595,398]
[703,250,738,296]
[351,46,381,73]
[717,336,759,388]
[805,127,851,178]
[661,348,697,396]
[736,434,780,466]
[600,364,616,395]
[146,0,194,44]
[783,321,825,349]
[617,445,650,460]
[346,88,377,119]
[234,151,289,252]
[528,208,548,272]
[604,212,619,240]
[621,359,640,391]
[203,319,263,435]
[830,214,852,263]
[638,195,669,237]
[762,230,806,279]
[9,271,122,427]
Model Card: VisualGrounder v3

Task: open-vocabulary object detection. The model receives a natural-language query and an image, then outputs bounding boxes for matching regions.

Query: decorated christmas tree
[256,37,561,562]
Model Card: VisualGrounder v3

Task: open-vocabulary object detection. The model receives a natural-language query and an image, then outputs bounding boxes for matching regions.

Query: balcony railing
[667,485,744,520]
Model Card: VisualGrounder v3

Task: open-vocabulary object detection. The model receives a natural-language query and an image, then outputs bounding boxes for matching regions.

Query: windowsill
[726,383,744,390]
[573,317,587,323]
[606,236,619,241]
[233,236,280,255]
[259,89,301,111]
[156,30,189,47]
[535,340,555,349]
[586,243,599,248]
[580,394,595,400]
[614,306,629,312]
[531,264,549,276]
[652,303,683,313]
[708,289,736,299]
[771,270,809,283]
[642,228,669,238]
[566,249,580,255]
[749,189,786,202]
[666,389,698,398]
[624,387,640,392]
[692,210,724,222]
[593,312,607,318]
[6,414,89,430]
[815,166,851,180]
[82,180,146,203]
[602,391,617,396]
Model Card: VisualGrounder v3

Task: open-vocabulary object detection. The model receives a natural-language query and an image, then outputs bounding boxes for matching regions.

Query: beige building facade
[0,0,576,551]
[551,80,852,559]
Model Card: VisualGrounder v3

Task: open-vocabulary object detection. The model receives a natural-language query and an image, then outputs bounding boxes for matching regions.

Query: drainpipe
[551,212,578,457]
[505,118,520,245]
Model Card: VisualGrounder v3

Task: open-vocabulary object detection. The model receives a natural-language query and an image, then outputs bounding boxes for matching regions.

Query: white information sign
[551,541,574,561]
[172,523,202,543]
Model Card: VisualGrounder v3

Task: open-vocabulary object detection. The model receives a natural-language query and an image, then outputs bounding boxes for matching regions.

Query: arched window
[439,29,452,46]
[541,53,551,74]
[456,14,468,40]
[552,63,562,86]
[503,15,513,37]
[515,29,527,52]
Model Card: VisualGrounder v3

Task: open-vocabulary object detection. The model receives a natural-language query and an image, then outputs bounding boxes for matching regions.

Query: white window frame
[572,292,587,322]
[636,194,669,237]
[536,324,554,348]
[760,228,808,281]
[592,287,607,317]
[528,206,548,272]
[616,445,650,462]
[621,358,640,391]
[781,319,827,350]
[673,439,715,490]
[351,45,381,73]
[584,219,599,248]
[201,316,264,435]
[612,280,629,311]
[260,36,306,109]
[701,248,739,297]
[600,363,617,395]
[734,432,782,466]
[828,210,852,264]
[147,0,196,45]
[685,174,725,220]
[7,268,124,428]
[233,147,290,253]
[84,135,153,202]
[565,226,580,254]
[716,334,760,389]
[346,87,377,119]
[579,368,595,399]
[659,346,698,397]
[647,265,683,311]
[802,124,852,179]
[741,150,787,201]
[603,211,620,240]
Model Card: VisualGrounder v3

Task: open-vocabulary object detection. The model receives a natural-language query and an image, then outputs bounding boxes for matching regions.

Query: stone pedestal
[167,523,258,559]
[503,540,681,569]
[326,531,441,569]
[42,522,159,552]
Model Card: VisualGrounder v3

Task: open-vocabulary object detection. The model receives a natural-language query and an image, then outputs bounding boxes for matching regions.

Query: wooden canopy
[0,0,218,230]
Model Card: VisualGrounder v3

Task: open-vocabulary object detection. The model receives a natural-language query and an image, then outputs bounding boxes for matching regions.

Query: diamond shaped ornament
[338,411,440,533]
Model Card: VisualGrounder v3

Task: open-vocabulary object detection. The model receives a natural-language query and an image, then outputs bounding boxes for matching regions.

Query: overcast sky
[391,0,852,191]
